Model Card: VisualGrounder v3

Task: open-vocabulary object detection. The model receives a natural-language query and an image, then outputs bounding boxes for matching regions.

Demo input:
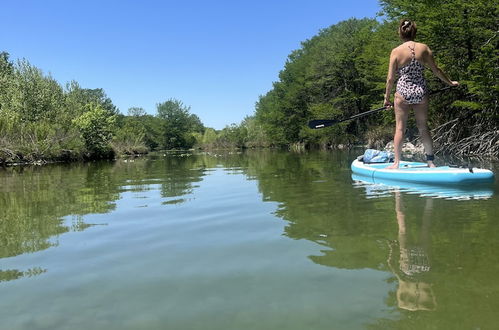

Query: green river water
[1,150,498,330]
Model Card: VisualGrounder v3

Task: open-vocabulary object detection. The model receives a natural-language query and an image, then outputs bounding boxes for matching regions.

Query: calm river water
[1,150,498,330]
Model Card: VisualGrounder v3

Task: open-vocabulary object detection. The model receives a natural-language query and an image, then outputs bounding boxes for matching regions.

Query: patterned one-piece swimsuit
[396,43,428,104]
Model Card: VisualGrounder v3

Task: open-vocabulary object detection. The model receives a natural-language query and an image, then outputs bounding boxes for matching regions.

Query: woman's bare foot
[427,161,436,168]
[385,163,400,169]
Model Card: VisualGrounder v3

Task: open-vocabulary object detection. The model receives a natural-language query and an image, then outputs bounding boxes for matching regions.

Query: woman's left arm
[423,46,459,86]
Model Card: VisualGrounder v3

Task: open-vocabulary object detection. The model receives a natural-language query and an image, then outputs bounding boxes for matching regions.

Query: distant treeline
[0,51,255,164]
[1,0,497,164]
[0,48,271,164]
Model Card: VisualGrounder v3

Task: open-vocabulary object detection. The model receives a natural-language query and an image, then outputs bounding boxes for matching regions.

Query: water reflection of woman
[388,191,436,311]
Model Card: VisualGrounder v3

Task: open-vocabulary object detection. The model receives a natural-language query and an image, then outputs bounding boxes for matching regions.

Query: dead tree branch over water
[431,107,499,158]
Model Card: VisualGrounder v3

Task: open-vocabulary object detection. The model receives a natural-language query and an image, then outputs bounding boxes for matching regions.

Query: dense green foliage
[156,99,204,150]
[255,18,387,148]
[0,53,208,164]
[0,51,258,164]
[72,103,116,158]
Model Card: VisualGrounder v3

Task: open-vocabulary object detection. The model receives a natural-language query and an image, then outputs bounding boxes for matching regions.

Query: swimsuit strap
[408,43,416,58]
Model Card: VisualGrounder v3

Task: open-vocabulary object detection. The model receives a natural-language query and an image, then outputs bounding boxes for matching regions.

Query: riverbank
[3,142,498,169]
[0,150,146,167]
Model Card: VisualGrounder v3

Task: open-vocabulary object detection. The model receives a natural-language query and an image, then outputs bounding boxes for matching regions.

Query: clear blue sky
[1,0,380,129]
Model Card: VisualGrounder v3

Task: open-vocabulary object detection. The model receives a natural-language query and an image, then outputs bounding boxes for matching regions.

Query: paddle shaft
[308,86,454,129]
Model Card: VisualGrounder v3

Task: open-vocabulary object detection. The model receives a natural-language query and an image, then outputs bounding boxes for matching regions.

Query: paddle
[308,86,454,129]
[309,106,386,129]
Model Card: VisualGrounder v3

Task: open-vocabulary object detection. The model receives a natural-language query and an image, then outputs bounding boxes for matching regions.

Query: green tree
[201,127,218,148]
[73,103,116,158]
[187,113,205,133]
[0,52,14,112]
[112,114,148,155]
[255,18,380,148]
[1,59,65,123]
[65,81,119,116]
[141,114,164,150]
[217,123,247,148]
[156,98,195,149]
[241,116,268,148]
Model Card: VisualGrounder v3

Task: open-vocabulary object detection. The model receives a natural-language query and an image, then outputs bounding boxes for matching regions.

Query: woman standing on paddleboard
[384,19,459,169]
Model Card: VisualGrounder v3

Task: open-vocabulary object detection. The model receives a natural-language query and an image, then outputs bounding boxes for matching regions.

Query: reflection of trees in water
[0,163,120,281]
[0,155,211,282]
[235,150,499,328]
[238,152,437,309]
[158,156,206,198]
[0,267,46,282]
[0,164,115,259]
[113,154,217,199]
[239,150,395,270]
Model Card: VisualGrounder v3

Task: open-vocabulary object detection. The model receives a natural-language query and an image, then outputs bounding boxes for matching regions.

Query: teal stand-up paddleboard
[351,159,494,185]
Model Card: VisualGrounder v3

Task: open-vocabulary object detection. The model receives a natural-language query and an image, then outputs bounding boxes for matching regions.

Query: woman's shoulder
[390,44,404,55]
[415,42,430,51]
[392,43,405,51]
[392,42,426,51]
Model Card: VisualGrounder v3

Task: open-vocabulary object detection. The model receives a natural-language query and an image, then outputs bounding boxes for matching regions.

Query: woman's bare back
[392,41,430,69]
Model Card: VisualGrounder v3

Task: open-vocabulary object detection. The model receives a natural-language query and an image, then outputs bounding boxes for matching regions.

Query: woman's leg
[386,93,410,169]
[413,97,436,167]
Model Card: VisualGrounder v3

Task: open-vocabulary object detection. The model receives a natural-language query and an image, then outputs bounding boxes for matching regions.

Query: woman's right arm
[424,46,459,86]
[384,49,398,107]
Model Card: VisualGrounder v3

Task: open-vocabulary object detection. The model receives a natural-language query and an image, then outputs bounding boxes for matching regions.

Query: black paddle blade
[308,119,339,129]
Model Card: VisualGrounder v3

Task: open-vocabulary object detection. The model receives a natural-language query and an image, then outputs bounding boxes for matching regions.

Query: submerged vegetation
[0,0,497,165]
